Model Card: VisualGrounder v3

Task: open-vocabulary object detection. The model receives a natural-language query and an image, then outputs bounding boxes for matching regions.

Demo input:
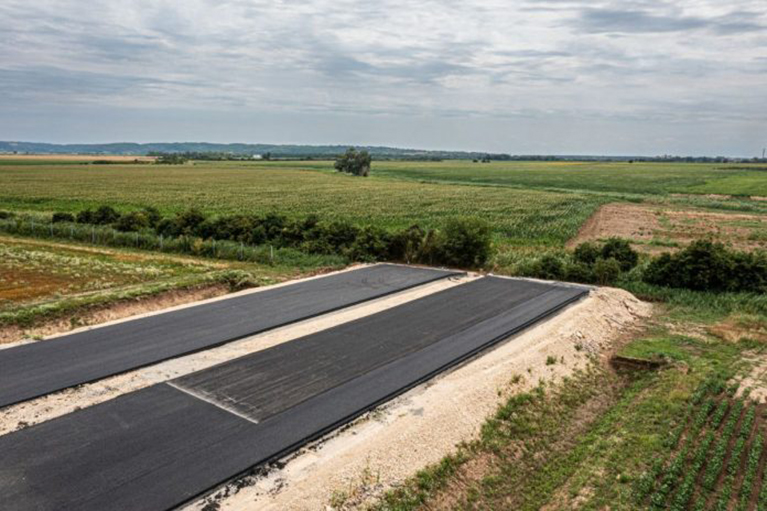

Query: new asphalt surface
[0,276,587,511]
[0,264,457,408]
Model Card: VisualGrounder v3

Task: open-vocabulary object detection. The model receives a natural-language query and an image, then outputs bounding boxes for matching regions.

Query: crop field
[633,382,767,511]
[3,159,767,250]
[0,159,604,247]
[366,160,767,197]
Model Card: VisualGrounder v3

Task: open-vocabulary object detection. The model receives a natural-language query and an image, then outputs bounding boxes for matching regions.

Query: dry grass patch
[569,202,767,253]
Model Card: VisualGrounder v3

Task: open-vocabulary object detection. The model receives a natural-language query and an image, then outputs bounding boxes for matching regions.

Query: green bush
[574,242,601,265]
[77,205,119,225]
[76,209,95,224]
[347,225,392,262]
[142,206,162,227]
[644,240,767,293]
[593,258,622,285]
[158,208,207,237]
[52,212,75,223]
[565,261,595,283]
[389,225,426,263]
[0,211,13,220]
[432,217,492,268]
[93,205,120,225]
[523,254,567,280]
[601,238,639,271]
[115,211,151,232]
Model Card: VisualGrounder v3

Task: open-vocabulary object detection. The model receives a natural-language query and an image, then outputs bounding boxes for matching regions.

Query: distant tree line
[133,150,767,164]
[147,151,273,161]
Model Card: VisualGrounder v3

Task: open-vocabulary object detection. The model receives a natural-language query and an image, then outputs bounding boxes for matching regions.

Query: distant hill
[1,141,761,163]
[0,141,507,160]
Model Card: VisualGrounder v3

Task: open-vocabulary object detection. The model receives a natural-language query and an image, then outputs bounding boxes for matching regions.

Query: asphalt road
[0,264,458,408]
[0,276,587,511]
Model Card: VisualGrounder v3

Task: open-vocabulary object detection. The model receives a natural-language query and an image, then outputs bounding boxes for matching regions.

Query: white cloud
[0,0,765,154]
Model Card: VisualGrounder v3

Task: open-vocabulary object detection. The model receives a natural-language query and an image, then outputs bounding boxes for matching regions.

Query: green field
[2,159,766,250]
[0,160,603,247]
[368,160,767,196]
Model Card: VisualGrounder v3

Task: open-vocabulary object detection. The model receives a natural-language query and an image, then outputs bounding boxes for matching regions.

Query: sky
[0,0,766,156]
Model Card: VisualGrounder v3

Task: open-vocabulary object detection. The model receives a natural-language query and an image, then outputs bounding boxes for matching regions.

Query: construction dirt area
[568,202,767,253]
[0,265,651,511]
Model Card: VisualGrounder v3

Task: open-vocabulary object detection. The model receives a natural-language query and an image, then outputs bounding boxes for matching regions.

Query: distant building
[252,154,262,160]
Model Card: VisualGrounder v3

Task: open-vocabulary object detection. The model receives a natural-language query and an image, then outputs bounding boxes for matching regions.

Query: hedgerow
[28,207,493,269]
[644,240,767,293]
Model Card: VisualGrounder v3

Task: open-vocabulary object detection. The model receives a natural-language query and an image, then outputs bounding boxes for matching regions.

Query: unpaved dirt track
[0,264,457,408]
[0,276,586,511]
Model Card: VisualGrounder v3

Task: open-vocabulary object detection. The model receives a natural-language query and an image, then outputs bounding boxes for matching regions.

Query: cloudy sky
[1,0,766,155]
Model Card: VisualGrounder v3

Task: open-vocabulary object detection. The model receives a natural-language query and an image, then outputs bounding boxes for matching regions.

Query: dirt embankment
[568,202,767,253]
[0,284,231,345]
[185,285,651,511]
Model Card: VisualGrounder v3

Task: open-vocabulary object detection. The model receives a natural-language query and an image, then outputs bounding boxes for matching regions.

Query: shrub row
[520,237,766,293]
[518,238,639,286]
[644,240,767,293]
[54,207,493,268]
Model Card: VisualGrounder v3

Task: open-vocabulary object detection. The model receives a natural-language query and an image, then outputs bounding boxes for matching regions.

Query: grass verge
[373,300,763,510]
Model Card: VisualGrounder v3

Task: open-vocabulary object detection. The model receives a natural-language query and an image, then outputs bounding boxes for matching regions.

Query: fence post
[270,245,274,264]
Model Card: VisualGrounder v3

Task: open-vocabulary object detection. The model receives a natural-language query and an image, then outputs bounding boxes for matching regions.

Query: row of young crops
[633,378,767,510]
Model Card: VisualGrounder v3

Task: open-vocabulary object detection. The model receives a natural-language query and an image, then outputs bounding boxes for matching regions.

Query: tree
[334,148,371,177]
[155,153,188,165]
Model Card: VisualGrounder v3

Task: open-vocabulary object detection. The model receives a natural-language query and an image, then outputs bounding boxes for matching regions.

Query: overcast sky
[1,0,766,155]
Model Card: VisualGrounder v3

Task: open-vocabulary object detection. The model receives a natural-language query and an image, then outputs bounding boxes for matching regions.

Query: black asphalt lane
[0,277,588,511]
[173,276,577,421]
[0,264,458,408]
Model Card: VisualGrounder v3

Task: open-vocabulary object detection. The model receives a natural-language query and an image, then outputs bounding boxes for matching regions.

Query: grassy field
[377,299,767,511]
[0,235,331,332]
[2,159,767,250]
[0,236,216,307]
[0,160,605,247]
[368,160,767,197]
